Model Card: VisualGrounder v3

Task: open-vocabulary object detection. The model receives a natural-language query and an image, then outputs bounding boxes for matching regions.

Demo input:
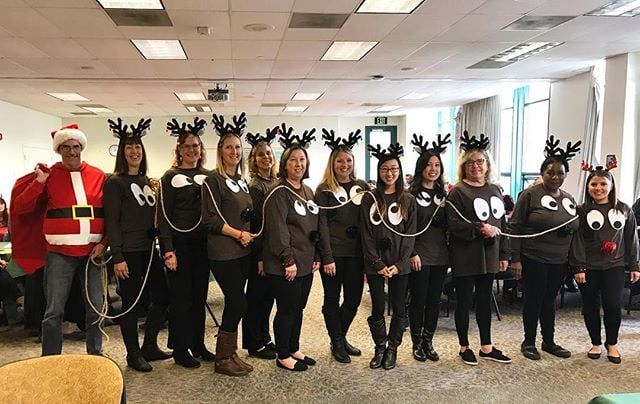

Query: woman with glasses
[361,143,416,370]
[445,132,511,366]
[158,118,212,368]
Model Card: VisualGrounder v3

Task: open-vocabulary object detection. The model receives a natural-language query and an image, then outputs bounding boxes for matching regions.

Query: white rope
[445,200,579,239]
[158,179,202,233]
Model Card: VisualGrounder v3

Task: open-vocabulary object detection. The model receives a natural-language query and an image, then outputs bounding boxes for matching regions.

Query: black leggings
[367,273,409,321]
[409,265,447,336]
[267,274,313,360]
[166,236,210,352]
[24,268,46,334]
[320,256,364,340]
[119,250,167,355]
[210,255,250,333]
[0,269,22,301]
[242,254,275,351]
[454,273,494,347]
[578,267,625,346]
[521,255,567,345]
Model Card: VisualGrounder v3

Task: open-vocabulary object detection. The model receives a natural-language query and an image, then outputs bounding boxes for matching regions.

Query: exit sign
[374,117,388,125]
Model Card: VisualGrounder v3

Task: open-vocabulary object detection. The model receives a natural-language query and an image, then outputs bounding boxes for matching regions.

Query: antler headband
[321,128,362,151]
[278,123,316,150]
[581,157,617,173]
[367,142,404,162]
[211,112,247,138]
[544,135,582,162]
[245,125,279,147]
[411,133,451,156]
[459,130,490,151]
[108,117,152,139]
[166,117,207,137]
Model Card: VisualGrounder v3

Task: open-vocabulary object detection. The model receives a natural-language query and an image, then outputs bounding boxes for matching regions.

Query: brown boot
[230,333,254,372]
[215,331,249,377]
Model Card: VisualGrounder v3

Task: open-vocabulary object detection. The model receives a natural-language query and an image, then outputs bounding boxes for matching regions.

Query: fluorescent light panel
[185,105,211,112]
[400,92,429,100]
[82,106,113,113]
[283,106,308,112]
[131,39,186,60]
[492,42,563,62]
[97,0,164,9]
[321,41,378,61]
[175,92,205,101]
[586,0,640,16]
[292,92,323,101]
[374,105,401,112]
[47,92,89,101]
[356,0,424,13]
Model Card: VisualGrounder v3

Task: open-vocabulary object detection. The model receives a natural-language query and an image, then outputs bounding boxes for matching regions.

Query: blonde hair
[320,148,357,192]
[456,149,495,183]
[215,134,246,179]
[248,142,278,179]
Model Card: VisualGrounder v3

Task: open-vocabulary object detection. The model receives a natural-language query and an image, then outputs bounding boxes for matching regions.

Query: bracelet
[163,252,175,260]
[573,267,587,274]
[237,230,245,241]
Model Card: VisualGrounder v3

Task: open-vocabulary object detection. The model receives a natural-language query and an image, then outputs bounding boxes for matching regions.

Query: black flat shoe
[249,347,277,360]
[520,343,541,361]
[292,354,316,366]
[276,359,308,372]
[173,350,201,368]
[541,342,571,358]
[127,354,152,372]
[141,344,172,361]
[344,339,362,356]
[587,351,601,359]
[604,344,621,364]
[192,347,216,362]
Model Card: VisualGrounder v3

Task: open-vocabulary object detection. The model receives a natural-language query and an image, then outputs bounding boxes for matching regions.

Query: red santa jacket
[12,162,106,257]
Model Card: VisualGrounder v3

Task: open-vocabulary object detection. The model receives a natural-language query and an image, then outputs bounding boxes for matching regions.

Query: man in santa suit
[14,124,107,356]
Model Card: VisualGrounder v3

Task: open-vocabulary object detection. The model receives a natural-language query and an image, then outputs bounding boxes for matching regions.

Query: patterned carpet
[2,274,640,404]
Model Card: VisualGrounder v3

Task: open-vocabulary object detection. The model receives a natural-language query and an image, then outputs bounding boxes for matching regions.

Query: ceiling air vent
[289,13,349,29]
[106,9,172,27]
[502,16,573,31]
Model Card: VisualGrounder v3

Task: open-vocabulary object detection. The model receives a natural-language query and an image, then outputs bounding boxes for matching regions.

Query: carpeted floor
[2,274,640,403]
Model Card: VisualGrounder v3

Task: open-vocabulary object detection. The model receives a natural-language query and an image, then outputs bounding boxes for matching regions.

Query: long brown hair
[171,133,207,168]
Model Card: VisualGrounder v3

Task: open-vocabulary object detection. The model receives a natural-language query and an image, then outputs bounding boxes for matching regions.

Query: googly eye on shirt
[350,185,364,206]
[608,209,626,230]
[369,203,382,226]
[307,200,319,215]
[473,198,490,221]
[333,186,348,203]
[586,209,605,230]
[194,174,207,185]
[238,179,249,194]
[490,196,505,219]
[416,191,432,208]
[226,178,240,193]
[142,185,156,206]
[388,202,403,225]
[434,195,444,206]
[540,195,559,211]
[294,200,307,216]
[171,174,193,188]
[130,183,156,206]
[562,198,576,216]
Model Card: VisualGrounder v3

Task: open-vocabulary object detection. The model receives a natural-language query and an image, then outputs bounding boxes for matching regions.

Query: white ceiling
[0,0,638,117]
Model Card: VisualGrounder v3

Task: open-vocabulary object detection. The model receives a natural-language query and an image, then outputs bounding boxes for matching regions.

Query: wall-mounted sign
[374,117,387,125]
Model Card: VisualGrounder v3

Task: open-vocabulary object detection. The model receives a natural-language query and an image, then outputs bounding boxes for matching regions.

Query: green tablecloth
[589,393,640,404]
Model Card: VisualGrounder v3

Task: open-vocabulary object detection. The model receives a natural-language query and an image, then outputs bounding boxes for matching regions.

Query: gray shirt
[446,182,509,277]
[411,186,449,266]
[510,184,579,264]
[202,171,252,261]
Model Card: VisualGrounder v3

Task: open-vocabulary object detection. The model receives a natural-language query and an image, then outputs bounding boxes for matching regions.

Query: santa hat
[51,123,87,153]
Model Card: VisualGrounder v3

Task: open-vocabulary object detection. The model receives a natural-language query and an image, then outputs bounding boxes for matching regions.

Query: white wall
[0,100,61,204]
[62,115,405,190]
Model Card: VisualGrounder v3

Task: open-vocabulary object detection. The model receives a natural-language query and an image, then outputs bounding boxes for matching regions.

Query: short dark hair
[540,156,569,174]
[113,136,147,175]
[278,145,310,180]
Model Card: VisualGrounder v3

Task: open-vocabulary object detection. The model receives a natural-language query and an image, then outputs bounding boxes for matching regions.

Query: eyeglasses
[180,144,201,150]
[465,158,486,167]
[59,144,82,152]
[380,167,400,174]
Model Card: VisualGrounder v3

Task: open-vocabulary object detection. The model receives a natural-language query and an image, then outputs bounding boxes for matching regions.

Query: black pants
[454,273,494,346]
[268,274,313,360]
[119,251,168,355]
[242,254,274,351]
[409,265,447,336]
[578,267,625,346]
[367,273,409,321]
[166,236,210,352]
[521,255,567,345]
[0,269,22,301]
[210,255,250,333]
[320,256,364,341]
[24,268,46,333]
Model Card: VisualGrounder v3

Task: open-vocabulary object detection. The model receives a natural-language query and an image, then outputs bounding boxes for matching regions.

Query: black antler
[411,133,428,155]
[296,128,316,149]
[108,118,128,139]
[131,118,152,138]
[186,117,207,136]
[545,135,582,162]
[211,113,228,136]
[544,135,562,158]
[278,123,296,149]
[230,112,247,135]
[322,128,341,150]
[166,118,187,137]
[367,144,385,160]
[431,133,451,154]
[265,125,279,144]
[368,143,404,162]
[388,143,404,158]
[343,129,362,149]
[459,130,490,151]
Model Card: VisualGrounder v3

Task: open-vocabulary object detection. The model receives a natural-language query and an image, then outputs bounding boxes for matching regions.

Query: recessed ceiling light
[374,105,401,112]
[400,92,429,100]
[82,106,113,113]
[283,106,308,112]
[292,92,323,101]
[131,39,186,60]
[586,0,640,17]
[47,93,90,102]
[356,0,425,14]
[321,41,378,61]
[185,104,211,112]
[175,92,205,101]
[97,0,164,9]
[243,23,274,32]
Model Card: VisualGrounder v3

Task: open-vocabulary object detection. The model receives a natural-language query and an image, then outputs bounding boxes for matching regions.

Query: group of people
[7,113,639,377]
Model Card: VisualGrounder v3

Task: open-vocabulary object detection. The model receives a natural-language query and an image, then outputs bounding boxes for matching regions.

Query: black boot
[383,316,406,370]
[142,303,171,361]
[422,330,439,362]
[173,349,201,368]
[343,337,362,356]
[330,337,351,363]
[127,351,152,372]
[367,316,387,369]
[411,332,426,362]
[141,343,172,361]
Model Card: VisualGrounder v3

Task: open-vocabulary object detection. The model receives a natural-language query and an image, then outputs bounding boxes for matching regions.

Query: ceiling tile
[364,41,426,61]
[434,14,522,42]
[276,40,330,60]
[335,14,407,41]
[529,0,612,16]
[472,0,548,16]
[168,10,231,39]
[283,28,338,40]
[24,38,94,59]
[76,39,141,59]
[415,0,485,15]
[182,39,232,60]
[231,40,281,59]
[292,0,360,13]
[232,60,274,77]
[384,12,464,42]
[41,8,123,38]
[190,59,234,77]
[231,0,295,12]
[0,38,49,58]
[163,0,229,11]
[0,8,67,38]
[230,12,289,40]
[270,60,316,76]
